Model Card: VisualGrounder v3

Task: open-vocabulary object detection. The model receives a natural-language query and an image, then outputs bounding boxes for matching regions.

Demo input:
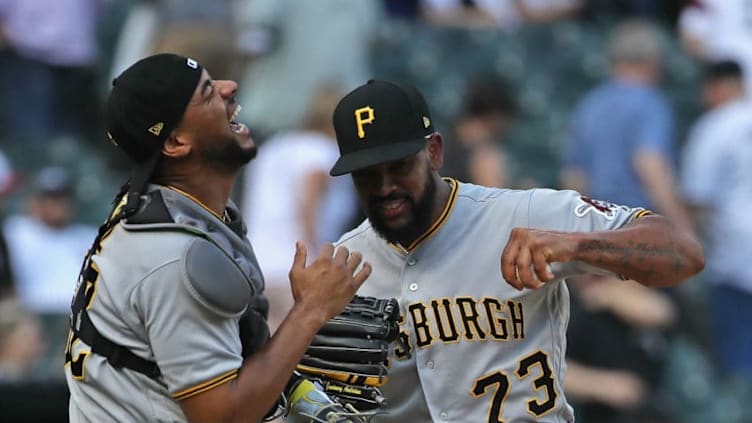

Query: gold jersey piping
[173,369,239,400]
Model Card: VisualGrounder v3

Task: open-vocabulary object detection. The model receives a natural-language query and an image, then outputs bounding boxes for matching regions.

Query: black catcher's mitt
[296,295,400,411]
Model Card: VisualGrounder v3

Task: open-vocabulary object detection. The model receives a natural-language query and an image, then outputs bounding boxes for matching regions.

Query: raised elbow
[655,230,705,288]
[687,239,706,276]
[674,232,705,283]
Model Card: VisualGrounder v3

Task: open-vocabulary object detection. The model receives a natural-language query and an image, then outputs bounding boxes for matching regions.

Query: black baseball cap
[106,53,204,165]
[330,80,434,176]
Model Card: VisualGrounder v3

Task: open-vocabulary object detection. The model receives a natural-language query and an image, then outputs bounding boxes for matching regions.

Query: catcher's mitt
[296,295,400,411]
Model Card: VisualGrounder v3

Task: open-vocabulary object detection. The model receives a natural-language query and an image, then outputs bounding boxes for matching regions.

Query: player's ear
[426,132,444,171]
[162,131,191,159]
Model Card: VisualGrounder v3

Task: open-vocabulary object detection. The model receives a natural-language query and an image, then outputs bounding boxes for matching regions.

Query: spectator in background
[580,0,683,24]
[382,0,422,20]
[565,275,679,423]
[560,19,690,423]
[421,0,582,31]
[441,75,516,188]
[0,0,105,142]
[0,151,17,298]
[0,298,44,381]
[234,0,382,137]
[680,60,752,408]
[109,0,240,83]
[678,0,752,92]
[241,85,358,332]
[561,19,692,230]
[3,166,96,315]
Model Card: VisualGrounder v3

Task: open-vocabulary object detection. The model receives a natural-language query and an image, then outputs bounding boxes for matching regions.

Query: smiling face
[174,69,257,171]
[351,134,445,246]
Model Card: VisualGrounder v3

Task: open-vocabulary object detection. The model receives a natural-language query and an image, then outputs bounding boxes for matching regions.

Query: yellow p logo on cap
[354,106,375,139]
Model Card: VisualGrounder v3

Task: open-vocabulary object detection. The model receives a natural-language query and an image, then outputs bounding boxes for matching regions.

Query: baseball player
[64,54,371,422]
[327,80,705,422]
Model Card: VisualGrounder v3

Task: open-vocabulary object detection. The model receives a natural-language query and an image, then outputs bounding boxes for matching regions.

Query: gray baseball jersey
[337,179,648,423]
[65,185,267,422]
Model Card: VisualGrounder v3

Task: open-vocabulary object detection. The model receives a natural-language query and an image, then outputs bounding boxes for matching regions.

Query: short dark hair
[704,60,744,81]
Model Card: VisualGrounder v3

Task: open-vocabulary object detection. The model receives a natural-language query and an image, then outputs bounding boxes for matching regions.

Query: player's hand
[289,242,372,324]
[501,228,576,290]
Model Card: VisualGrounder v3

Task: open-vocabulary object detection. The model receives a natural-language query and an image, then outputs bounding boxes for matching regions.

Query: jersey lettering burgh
[337,178,651,423]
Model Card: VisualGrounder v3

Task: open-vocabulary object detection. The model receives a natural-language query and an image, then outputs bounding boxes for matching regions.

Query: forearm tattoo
[578,239,686,275]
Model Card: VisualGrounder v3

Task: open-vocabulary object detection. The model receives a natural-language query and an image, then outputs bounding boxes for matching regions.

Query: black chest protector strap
[70,185,163,379]
[75,307,163,379]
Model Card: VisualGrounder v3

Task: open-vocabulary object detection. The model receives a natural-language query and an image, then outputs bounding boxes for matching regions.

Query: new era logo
[186,58,198,69]
[148,122,164,136]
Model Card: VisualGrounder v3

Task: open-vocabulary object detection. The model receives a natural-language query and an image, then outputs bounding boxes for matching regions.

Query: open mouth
[376,198,408,219]
[229,105,247,134]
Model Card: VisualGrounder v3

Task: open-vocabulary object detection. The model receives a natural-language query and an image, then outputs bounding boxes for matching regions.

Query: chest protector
[68,188,270,380]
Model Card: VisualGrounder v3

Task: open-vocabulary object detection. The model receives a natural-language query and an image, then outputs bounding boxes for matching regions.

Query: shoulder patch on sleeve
[574,196,629,220]
[183,238,251,318]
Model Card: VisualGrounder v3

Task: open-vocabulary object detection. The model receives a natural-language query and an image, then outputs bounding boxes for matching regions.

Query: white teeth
[229,105,242,122]
[382,200,402,210]
[231,122,247,133]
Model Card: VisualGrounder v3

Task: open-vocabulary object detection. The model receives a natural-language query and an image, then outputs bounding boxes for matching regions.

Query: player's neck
[160,173,235,219]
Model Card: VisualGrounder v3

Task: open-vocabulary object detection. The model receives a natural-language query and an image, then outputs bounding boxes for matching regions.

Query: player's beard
[202,134,257,172]
[366,163,437,246]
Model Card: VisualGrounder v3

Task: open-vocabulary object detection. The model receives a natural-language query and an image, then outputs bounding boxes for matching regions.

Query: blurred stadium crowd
[0,0,751,422]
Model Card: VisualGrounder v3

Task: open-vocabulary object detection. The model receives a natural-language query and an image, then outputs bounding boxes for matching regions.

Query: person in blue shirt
[562,19,692,230]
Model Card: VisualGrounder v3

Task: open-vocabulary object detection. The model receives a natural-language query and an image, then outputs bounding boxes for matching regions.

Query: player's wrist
[571,231,601,262]
[288,302,329,332]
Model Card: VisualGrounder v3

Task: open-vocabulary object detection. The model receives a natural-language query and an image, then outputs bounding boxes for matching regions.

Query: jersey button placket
[403,255,418,298]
